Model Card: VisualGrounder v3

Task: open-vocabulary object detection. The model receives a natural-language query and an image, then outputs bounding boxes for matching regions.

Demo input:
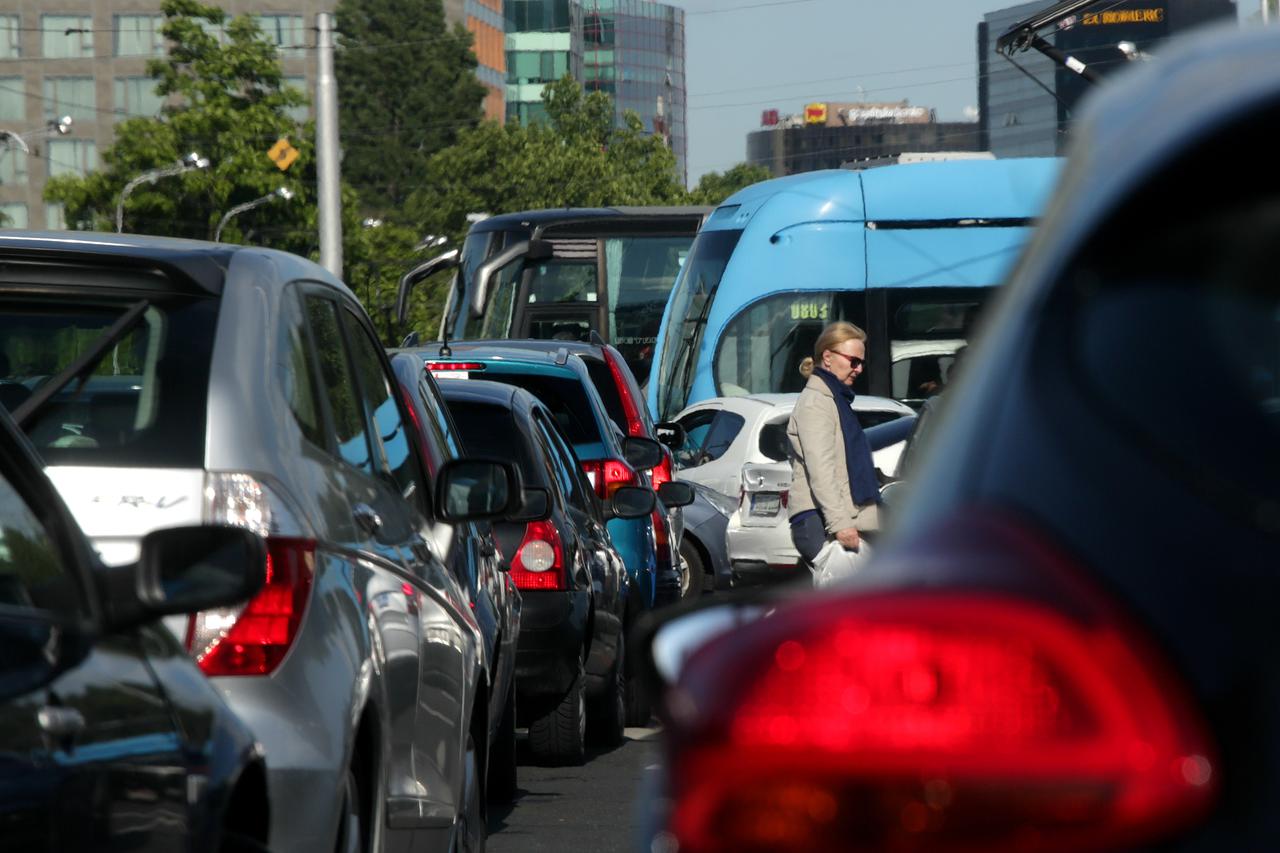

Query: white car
[669,393,914,585]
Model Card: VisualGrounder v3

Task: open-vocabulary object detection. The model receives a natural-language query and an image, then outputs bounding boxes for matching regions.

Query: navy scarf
[812,367,880,506]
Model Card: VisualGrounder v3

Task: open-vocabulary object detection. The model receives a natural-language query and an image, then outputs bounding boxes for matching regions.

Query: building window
[0,76,24,121]
[0,202,27,228]
[45,203,66,230]
[46,139,97,179]
[283,75,308,122]
[115,15,165,57]
[0,148,27,185]
[43,77,95,123]
[42,15,94,58]
[0,16,19,58]
[255,15,305,55]
[114,77,165,120]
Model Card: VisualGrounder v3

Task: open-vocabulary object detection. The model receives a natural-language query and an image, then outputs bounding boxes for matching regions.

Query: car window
[856,409,908,429]
[278,287,328,450]
[673,409,716,467]
[417,372,463,458]
[342,308,426,508]
[446,399,548,489]
[486,370,601,445]
[534,410,597,516]
[304,297,373,474]
[0,471,84,619]
[702,411,745,462]
[757,421,790,462]
[585,358,629,435]
[3,296,218,468]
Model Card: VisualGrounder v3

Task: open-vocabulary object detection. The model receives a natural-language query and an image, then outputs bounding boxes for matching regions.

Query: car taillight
[582,458,637,499]
[664,513,1218,853]
[511,520,566,591]
[603,347,646,437]
[650,453,674,491]
[188,537,315,676]
[192,473,317,677]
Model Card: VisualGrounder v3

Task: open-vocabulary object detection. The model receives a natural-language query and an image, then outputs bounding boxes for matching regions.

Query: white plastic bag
[810,538,872,587]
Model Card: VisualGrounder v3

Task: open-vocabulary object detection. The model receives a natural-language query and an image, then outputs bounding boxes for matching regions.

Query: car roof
[437,377,526,410]
[469,206,710,234]
[415,341,595,378]
[448,338,612,362]
[0,230,346,296]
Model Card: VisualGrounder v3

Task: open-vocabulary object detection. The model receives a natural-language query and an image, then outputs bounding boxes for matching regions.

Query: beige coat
[787,374,880,534]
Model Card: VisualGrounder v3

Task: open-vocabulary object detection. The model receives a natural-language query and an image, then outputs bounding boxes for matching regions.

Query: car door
[0,453,188,851]
[675,409,749,497]
[337,305,477,827]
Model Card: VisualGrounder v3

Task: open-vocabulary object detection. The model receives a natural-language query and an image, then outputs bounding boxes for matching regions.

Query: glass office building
[505,0,687,182]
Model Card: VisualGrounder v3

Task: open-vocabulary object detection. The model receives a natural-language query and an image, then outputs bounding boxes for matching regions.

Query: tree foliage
[686,162,774,206]
[45,0,316,246]
[335,0,487,211]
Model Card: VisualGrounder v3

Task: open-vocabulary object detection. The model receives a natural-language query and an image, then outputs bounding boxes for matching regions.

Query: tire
[527,652,587,766]
[487,682,518,804]
[679,539,706,599]
[452,733,487,853]
[588,631,626,748]
[335,764,366,853]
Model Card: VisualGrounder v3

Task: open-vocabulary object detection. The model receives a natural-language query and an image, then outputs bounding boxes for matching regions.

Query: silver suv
[0,233,510,853]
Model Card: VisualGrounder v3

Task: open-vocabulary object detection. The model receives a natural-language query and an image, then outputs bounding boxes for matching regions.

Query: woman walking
[787,321,880,580]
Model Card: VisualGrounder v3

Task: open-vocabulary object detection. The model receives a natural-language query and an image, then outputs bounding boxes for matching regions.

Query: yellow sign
[1082,8,1164,24]
[790,301,830,321]
[804,103,828,125]
[268,137,299,171]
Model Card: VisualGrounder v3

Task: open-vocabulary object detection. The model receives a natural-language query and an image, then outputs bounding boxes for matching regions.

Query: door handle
[353,503,383,537]
[37,705,85,740]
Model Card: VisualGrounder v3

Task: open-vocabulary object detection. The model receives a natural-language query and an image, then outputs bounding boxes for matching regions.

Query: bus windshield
[656,229,742,420]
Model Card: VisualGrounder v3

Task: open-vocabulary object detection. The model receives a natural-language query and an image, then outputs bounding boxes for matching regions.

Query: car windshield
[482,370,603,447]
[0,296,218,468]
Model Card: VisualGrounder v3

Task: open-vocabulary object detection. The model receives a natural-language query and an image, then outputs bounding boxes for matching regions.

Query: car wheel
[679,539,706,599]
[452,733,487,853]
[527,652,587,766]
[487,681,518,804]
[588,631,626,747]
[335,764,365,853]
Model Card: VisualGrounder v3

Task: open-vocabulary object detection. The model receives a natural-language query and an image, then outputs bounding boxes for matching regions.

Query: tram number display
[790,302,830,321]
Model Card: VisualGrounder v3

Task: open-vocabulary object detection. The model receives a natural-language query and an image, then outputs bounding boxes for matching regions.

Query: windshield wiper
[12,299,151,429]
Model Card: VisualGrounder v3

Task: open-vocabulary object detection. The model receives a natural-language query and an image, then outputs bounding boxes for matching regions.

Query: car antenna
[439,329,452,359]
[589,329,606,347]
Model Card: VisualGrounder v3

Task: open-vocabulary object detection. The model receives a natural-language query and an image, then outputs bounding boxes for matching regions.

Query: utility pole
[316,12,342,277]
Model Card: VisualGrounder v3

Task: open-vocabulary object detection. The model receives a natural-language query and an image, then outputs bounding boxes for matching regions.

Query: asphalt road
[487,727,663,853]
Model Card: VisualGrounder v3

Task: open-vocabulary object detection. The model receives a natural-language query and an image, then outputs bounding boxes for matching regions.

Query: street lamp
[214,186,295,243]
[115,152,211,234]
[0,115,74,155]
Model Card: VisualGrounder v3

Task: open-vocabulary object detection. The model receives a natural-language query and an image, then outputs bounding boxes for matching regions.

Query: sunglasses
[828,350,865,369]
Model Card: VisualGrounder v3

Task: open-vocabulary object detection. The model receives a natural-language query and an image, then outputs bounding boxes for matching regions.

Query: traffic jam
[1,12,1278,853]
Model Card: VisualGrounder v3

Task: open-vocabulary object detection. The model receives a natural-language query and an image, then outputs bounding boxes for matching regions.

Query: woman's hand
[836,527,861,550]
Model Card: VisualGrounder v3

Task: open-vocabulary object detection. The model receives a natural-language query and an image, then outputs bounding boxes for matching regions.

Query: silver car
[0,232,509,853]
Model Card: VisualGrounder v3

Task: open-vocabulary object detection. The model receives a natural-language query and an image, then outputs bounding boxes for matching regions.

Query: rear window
[483,370,602,446]
[443,400,546,488]
[585,359,628,434]
[1,296,218,468]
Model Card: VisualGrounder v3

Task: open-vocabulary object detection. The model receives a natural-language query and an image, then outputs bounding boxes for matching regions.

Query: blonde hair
[813,321,867,361]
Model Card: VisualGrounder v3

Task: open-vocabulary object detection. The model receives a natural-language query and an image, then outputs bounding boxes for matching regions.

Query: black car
[646,23,1280,853]
[0,408,270,851]
[389,353,523,804]
[440,379,654,765]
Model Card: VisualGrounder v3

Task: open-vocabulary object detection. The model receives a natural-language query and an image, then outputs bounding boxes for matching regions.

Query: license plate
[750,493,782,517]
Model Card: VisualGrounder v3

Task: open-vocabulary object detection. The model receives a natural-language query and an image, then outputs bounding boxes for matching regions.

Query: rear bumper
[515,589,591,703]
[727,513,803,586]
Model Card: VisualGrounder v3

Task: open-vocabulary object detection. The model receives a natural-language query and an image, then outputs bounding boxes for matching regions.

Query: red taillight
[603,348,646,437]
[650,453,673,491]
[665,514,1218,853]
[426,361,487,372]
[581,458,637,499]
[652,507,671,566]
[188,537,315,677]
[511,520,566,591]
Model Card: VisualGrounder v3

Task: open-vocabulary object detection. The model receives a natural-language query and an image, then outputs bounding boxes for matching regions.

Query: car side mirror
[657,480,695,508]
[511,486,551,523]
[606,485,656,520]
[436,458,520,522]
[655,421,687,449]
[136,525,268,616]
[622,435,664,471]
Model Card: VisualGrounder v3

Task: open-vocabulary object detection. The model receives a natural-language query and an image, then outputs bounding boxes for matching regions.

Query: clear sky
[677,0,1257,184]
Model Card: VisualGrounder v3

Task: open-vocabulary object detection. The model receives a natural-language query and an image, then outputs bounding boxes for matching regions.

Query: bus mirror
[397,248,460,325]
[527,239,554,262]
[471,241,534,318]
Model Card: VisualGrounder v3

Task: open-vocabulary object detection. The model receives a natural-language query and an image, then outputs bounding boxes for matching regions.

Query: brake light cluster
[511,520,566,591]
[189,473,316,677]
[665,514,1218,853]
[603,347,646,437]
[581,458,637,500]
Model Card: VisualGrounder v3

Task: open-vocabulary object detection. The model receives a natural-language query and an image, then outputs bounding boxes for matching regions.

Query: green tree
[335,0,486,211]
[45,0,314,246]
[686,162,773,206]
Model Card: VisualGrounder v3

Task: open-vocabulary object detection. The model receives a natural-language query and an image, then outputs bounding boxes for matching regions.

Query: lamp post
[0,115,74,155]
[115,152,210,233]
[214,186,295,243]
